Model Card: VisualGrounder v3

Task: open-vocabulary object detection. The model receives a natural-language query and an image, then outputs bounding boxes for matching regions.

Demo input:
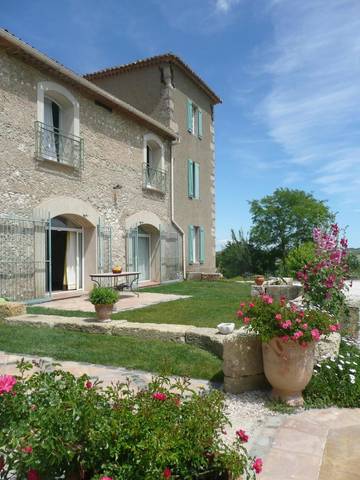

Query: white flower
[316,363,321,368]
[326,365,331,369]
[339,359,344,364]
[338,365,344,371]
[349,374,356,384]
[346,361,351,365]
[350,369,356,373]
[339,354,345,358]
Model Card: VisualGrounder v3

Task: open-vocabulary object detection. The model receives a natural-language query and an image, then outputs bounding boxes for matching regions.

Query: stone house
[0,29,220,302]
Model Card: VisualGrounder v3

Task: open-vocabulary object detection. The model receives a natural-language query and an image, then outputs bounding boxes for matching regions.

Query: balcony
[143,163,166,194]
[35,121,84,170]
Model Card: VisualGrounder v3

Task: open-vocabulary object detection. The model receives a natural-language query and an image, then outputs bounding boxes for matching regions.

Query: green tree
[280,241,316,277]
[249,188,334,261]
[217,230,252,278]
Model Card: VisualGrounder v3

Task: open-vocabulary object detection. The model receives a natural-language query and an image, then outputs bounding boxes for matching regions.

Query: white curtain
[64,231,77,290]
[44,98,57,159]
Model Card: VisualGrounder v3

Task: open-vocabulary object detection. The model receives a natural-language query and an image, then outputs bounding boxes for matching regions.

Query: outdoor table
[90,272,140,296]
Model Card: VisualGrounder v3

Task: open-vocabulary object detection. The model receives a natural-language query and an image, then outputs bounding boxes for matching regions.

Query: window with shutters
[187,99,203,139]
[188,160,200,199]
[188,225,205,264]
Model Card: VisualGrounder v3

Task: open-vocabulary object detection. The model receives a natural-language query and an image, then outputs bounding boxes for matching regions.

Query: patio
[33,291,190,313]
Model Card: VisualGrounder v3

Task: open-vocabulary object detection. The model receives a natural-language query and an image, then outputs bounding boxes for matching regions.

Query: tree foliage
[216,230,252,278]
[249,188,334,261]
[280,241,316,277]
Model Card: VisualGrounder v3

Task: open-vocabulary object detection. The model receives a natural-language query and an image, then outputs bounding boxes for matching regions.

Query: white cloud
[215,0,242,13]
[262,0,360,200]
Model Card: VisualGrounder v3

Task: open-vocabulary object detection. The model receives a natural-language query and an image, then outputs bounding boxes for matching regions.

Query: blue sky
[3,0,360,247]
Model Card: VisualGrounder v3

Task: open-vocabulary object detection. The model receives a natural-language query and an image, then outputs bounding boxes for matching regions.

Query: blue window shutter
[198,109,203,139]
[188,159,194,198]
[199,227,205,264]
[187,99,193,133]
[188,225,194,264]
[194,162,200,199]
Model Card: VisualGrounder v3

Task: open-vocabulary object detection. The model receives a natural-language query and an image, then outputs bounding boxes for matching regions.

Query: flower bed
[0,362,262,479]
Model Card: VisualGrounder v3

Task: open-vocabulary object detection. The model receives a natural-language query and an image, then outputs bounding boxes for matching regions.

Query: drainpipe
[170,146,186,280]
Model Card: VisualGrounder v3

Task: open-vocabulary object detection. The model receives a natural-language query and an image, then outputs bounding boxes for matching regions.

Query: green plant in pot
[89,286,119,321]
[237,295,338,406]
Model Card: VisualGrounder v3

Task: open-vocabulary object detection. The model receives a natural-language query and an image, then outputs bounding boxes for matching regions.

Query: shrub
[304,339,360,408]
[237,294,337,345]
[89,287,118,305]
[297,224,350,316]
[0,362,261,479]
[280,242,316,277]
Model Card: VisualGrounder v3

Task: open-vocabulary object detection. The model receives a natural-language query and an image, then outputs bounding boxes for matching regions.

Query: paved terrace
[34,292,190,312]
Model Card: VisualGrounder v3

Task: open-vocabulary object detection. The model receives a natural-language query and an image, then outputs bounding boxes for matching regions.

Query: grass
[0,322,223,381]
[27,280,251,328]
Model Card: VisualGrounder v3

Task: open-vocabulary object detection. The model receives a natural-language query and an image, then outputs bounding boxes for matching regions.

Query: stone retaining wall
[4,314,340,394]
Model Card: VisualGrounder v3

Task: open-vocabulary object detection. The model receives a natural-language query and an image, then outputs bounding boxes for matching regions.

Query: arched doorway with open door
[46,215,84,293]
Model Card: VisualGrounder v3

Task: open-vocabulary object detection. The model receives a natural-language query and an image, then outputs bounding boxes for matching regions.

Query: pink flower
[152,392,167,401]
[262,294,273,304]
[27,470,40,480]
[252,458,263,474]
[236,429,249,442]
[301,323,308,330]
[240,302,246,308]
[249,302,255,308]
[275,313,282,321]
[100,477,113,480]
[280,296,286,306]
[85,380,93,389]
[280,335,290,342]
[0,375,16,395]
[163,467,172,478]
[280,320,292,329]
[290,304,298,312]
[243,317,251,325]
[293,331,304,340]
[329,324,340,332]
[236,310,244,318]
[22,446,33,454]
[311,328,321,341]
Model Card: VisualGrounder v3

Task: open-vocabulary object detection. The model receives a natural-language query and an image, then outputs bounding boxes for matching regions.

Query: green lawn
[0,322,222,381]
[27,280,250,328]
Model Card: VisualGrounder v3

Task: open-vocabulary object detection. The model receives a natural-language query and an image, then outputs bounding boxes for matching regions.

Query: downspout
[170,144,186,280]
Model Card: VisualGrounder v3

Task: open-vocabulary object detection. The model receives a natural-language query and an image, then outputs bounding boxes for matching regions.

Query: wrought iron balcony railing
[35,121,84,170]
[143,164,166,193]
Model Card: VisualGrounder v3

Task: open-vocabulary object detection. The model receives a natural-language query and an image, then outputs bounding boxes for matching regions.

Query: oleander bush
[0,361,262,479]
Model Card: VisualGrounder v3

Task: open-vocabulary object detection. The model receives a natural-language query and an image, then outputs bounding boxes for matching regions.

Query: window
[188,225,205,265]
[187,98,203,139]
[188,159,200,199]
[36,81,83,169]
[143,134,166,193]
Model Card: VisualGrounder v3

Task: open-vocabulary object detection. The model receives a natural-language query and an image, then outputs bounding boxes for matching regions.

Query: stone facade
[0,46,176,296]
[86,57,220,275]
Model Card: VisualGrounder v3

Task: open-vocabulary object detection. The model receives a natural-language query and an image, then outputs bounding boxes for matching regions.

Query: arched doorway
[47,215,84,292]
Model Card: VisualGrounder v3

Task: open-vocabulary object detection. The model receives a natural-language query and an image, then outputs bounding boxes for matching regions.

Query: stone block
[315,333,341,362]
[222,329,263,377]
[264,285,303,301]
[201,273,223,281]
[224,373,268,394]
[186,272,202,281]
[185,327,226,358]
[0,301,26,318]
[112,321,187,343]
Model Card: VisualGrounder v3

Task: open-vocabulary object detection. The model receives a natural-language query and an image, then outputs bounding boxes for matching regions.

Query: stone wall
[0,49,175,292]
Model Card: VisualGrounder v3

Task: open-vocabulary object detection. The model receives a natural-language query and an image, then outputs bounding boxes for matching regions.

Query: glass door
[138,234,150,282]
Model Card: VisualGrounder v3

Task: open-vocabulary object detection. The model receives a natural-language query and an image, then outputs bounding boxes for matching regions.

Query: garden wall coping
[0,302,26,318]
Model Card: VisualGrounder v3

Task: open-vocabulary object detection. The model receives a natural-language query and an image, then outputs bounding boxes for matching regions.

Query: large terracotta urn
[262,338,315,406]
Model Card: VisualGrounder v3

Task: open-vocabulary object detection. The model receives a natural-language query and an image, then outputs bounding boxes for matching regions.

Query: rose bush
[237,294,338,345]
[297,224,350,316]
[0,361,261,480]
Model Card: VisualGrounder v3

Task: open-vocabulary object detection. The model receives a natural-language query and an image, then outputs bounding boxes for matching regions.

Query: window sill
[36,155,82,172]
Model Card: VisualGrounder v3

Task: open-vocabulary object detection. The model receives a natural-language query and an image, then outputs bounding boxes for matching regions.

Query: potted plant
[89,286,119,321]
[237,295,339,406]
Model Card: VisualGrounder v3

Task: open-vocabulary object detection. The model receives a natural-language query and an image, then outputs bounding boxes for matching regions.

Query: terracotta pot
[262,337,315,406]
[94,303,113,321]
[254,275,265,286]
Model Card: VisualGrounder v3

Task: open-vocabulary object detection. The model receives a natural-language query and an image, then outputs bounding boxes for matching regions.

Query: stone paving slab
[33,292,191,313]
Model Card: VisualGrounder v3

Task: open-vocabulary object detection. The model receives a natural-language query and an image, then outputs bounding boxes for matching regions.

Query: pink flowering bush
[237,294,336,344]
[0,361,261,480]
[297,224,350,316]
